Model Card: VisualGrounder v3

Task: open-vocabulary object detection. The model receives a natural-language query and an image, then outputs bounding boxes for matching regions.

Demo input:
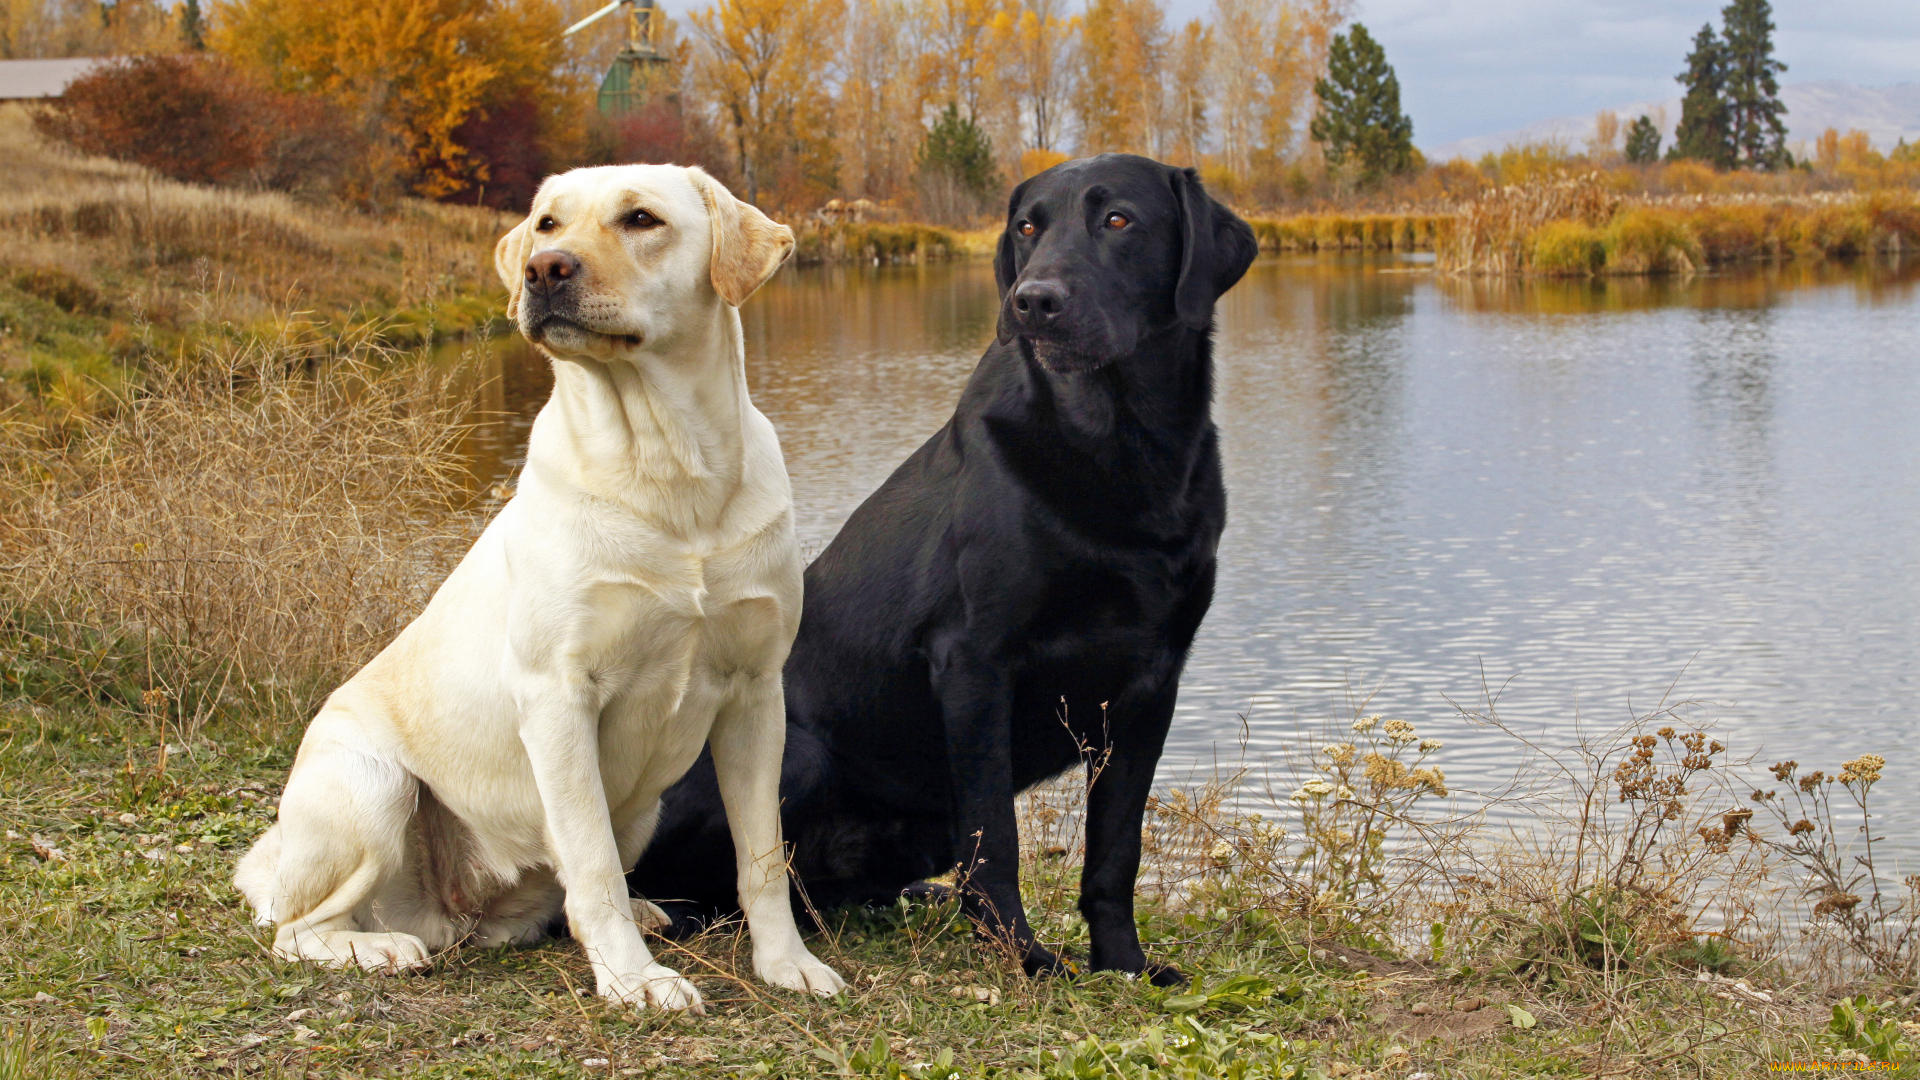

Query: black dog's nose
[1010,280,1068,328]
[525,250,580,292]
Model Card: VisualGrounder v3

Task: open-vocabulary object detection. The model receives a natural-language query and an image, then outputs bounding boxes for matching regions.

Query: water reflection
[452,254,1920,859]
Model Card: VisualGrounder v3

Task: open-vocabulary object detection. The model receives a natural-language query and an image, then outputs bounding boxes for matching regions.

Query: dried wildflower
[1364,752,1410,790]
[1657,726,1676,739]
[1770,760,1797,782]
[1839,753,1884,787]
[1410,767,1447,797]
[1351,715,1381,734]
[1382,718,1418,745]
[1788,819,1816,836]
[1750,788,1774,803]
[1419,738,1443,753]
[1798,770,1825,793]
[1291,779,1335,802]
[1334,784,1355,801]
[1812,891,1862,918]
[1721,808,1752,836]
[1322,742,1356,767]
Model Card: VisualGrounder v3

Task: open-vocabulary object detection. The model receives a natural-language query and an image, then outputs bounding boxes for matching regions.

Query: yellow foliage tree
[1074,0,1167,156]
[988,0,1076,155]
[690,0,844,210]
[838,0,927,199]
[1165,17,1211,168]
[211,0,565,199]
[915,0,1002,123]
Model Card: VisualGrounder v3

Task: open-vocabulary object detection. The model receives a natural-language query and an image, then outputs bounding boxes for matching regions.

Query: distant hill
[1429,81,1920,162]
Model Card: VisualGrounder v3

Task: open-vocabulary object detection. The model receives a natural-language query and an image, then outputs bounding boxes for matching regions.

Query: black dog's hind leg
[1080,681,1186,986]
[931,634,1068,978]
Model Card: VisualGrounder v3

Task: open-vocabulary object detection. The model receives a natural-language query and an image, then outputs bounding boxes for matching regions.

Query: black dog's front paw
[1021,944,1076,979]
[1089,947,1186,987]
[1140,961,1186,987]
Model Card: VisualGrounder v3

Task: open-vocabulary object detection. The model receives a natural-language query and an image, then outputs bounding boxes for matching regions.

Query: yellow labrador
[234,165,843,1012]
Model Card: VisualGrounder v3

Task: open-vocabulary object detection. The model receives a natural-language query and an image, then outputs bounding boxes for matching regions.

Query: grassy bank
[3,333,1916,1078]
[1437,175,1920,276]
[791,222,976,266]
[0,105,516,420]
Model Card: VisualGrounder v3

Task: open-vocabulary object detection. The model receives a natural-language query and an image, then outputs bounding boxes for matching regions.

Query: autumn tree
[1589,109,1620,160]
[1310,22,1412,187]
[1163,18,1211,168]
[212,0,568,201]
[1204,0,1299,186]
[689,0,844,209]
[1719,0,1788,169]
[1073,0,1168,156]
[1670,23,1733,168]
[1623,114,1661,164]
[989,0,1076,155]
[915,0,1001,125]
[837,0,925,199]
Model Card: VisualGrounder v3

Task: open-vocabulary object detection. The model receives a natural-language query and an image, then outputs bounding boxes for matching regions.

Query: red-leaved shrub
[35,55,357,195]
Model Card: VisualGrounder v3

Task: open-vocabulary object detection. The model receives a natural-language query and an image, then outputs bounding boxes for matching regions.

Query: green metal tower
[564,0,674,117]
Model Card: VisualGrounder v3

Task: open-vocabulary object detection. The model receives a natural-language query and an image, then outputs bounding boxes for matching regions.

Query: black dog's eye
[625,208,662,230]
[1105,211,1130,230]
[1017,220,1035,237]
[535,215,556,232]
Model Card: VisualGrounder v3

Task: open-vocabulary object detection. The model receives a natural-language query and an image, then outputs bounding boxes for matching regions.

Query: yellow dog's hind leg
[241,718,433,973]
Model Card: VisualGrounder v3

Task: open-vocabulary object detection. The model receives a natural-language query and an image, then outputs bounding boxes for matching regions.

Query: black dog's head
[994,154,1257,373]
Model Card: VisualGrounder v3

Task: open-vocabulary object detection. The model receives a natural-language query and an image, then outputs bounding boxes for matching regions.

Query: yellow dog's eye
[1017,220,1035,237]
[626,208,661,229]
[1105,212,1130,230]
[535,215,556,232]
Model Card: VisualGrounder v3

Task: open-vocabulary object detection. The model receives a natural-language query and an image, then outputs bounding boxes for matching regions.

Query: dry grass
[1439,174,1920,276]
[0,103,512,417]
[1246,213,1448,254]
[0,322,483,739]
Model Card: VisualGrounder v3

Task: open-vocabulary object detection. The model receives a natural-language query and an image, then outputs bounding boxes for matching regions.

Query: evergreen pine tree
[1670,23,1733,168]
[1309,23,1414,188]
[1719,0,1789,169]
[1623,115,1662,164]
[916,102,997,200]
[179,0,206,49]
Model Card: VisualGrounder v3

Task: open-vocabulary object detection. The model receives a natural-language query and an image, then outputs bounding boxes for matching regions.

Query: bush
[1530,220,1606,276]
[1603,208,1702,274]
[34,55,356,195]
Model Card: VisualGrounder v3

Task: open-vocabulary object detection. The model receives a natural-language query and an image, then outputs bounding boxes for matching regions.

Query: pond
[454,253,1920,862]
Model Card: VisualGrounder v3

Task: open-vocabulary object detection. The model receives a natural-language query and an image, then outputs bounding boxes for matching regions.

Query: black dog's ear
[1173,167,1259,331]
[994,178,1033,344]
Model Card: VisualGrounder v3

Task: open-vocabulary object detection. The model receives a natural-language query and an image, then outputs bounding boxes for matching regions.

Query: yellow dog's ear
[687,166,795,307]
[493,218,534,321]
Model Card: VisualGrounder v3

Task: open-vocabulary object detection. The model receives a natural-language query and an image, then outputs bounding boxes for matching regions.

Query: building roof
[0,57,113,101]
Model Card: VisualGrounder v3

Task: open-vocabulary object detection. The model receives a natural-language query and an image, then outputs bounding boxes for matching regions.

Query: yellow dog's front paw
[600,964,704,1013]
[755,950,846,997]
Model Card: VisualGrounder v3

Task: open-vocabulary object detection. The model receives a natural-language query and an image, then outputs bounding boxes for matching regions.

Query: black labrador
[630,153,1257,984]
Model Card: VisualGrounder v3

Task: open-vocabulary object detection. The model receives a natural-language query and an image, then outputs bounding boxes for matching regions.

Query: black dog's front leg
[1081,682,1185,986]
[930,636,1065,977]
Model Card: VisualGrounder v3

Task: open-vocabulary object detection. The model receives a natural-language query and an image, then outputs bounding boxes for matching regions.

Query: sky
[1159,0,1920,150]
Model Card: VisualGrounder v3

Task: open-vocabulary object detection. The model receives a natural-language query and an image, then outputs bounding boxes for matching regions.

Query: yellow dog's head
[494,165,794,360]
